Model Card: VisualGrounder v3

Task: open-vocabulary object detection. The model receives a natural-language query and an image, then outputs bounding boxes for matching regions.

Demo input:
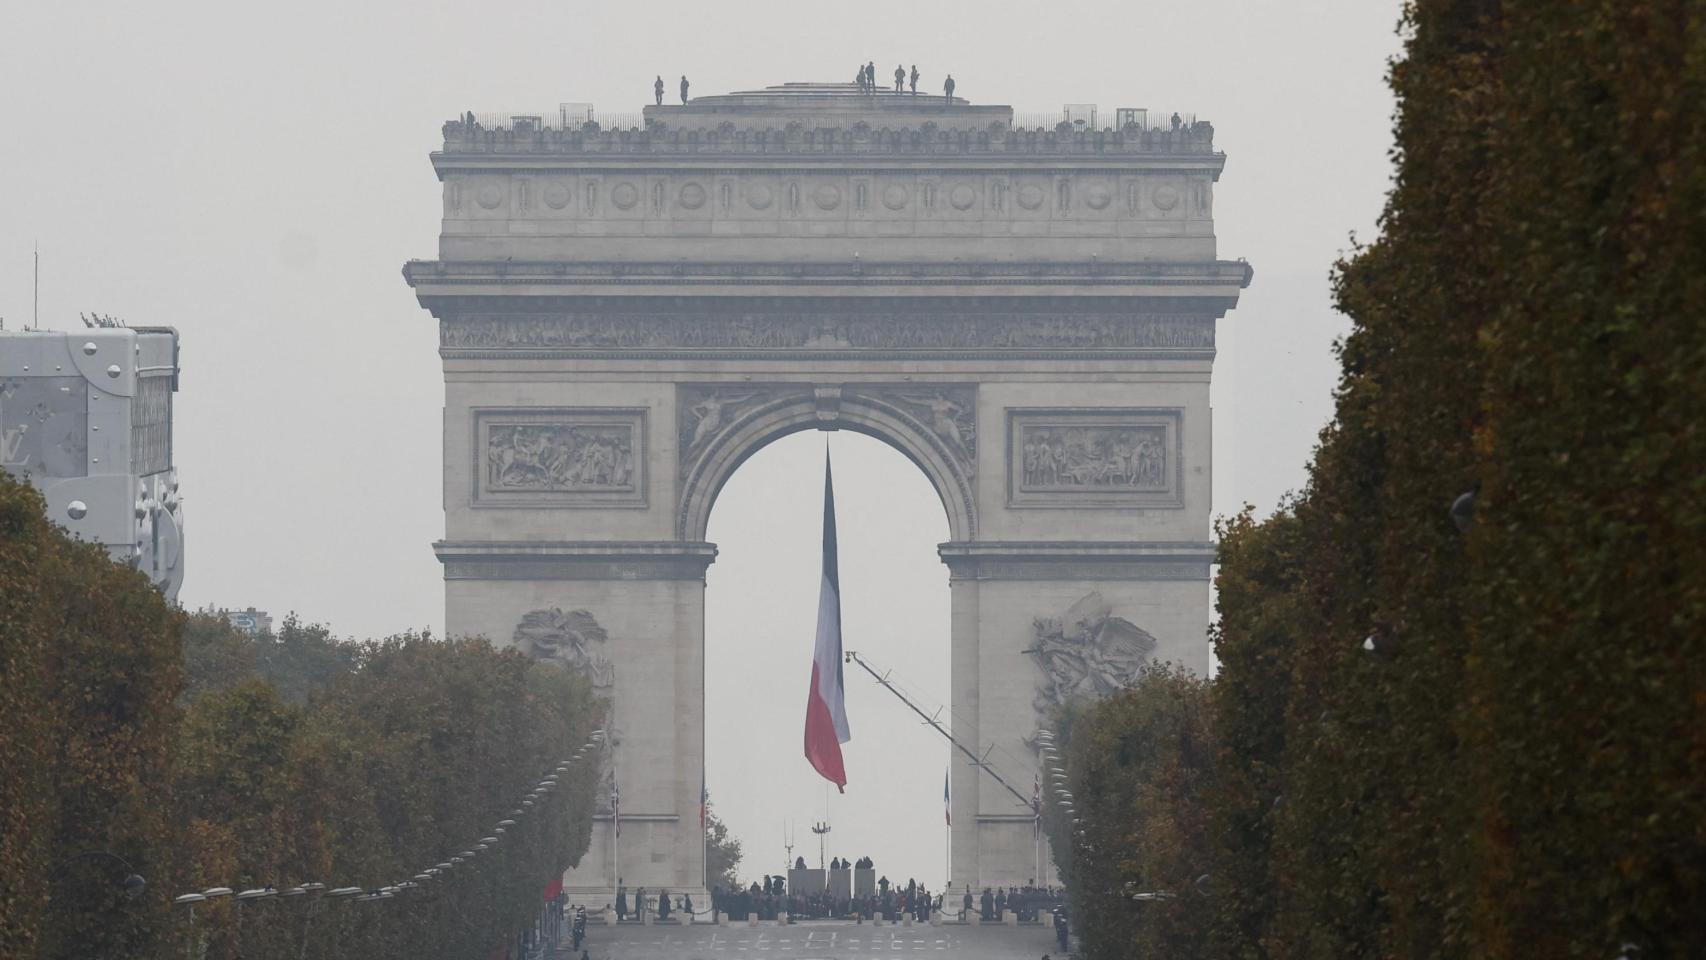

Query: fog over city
[2,0,1402,892]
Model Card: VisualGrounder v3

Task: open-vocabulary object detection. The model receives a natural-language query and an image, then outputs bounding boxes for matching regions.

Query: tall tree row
[1,471,182,958]
[1052,2,1706,958]
[0,473,606,960]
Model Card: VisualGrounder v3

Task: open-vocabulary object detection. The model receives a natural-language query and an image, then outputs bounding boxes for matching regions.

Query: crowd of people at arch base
[692,856,1065,927]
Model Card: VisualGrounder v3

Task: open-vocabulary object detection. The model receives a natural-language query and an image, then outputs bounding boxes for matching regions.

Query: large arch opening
[704,429,953,893]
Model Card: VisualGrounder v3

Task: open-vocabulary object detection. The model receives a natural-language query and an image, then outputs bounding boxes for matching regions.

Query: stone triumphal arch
[405,83,1249,902]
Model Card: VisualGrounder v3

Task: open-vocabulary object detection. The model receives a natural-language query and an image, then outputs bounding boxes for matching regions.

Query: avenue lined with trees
[5,1,1703,957]
[1043,1,1705,958]
[1,472,603,959]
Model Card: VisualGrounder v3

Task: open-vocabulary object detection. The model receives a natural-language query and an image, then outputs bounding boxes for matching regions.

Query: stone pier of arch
[405,82,1250,905]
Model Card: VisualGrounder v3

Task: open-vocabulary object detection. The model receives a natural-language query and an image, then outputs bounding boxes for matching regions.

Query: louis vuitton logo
[1,424,29,466]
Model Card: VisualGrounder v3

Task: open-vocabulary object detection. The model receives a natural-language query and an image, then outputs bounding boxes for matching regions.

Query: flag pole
[611,749,620,912]
[945,786,951,891]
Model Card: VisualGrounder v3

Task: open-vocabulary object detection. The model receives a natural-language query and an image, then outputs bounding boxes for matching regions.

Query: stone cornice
[436,124,1220,167]
[938,540,1216,582]
[432,155,1228,179]
[434,540,718,581]
[406,259,1251,285]
[405,260,1253,304]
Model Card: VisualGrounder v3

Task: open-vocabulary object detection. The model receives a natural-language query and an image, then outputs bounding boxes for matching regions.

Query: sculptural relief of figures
[487,423,635,491]
[1024,593,1158,721]
[514,607,616,690]
[892,391,975,462]
[442,312,1215,353]
[683,392,756,456]
[1020,425,1165,490]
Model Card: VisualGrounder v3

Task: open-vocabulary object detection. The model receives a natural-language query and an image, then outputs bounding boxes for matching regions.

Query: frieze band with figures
[440,309,1215,355]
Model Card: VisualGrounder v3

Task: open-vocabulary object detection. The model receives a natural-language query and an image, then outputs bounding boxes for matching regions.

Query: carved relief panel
[851,384,977,474]
[1024,592,1158,727]
[440,310,1216,354]
[473,407,647,507]
[1006,407,1182,508]
[677,386,790,467]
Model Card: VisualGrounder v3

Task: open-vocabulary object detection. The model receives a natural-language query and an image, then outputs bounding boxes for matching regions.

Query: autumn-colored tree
[167,634,603,960]
[0,472,183,960]
[2,467,606,959]
[1203,1,1706,958]
[703,795,743,891]
[1044,665,1216,960]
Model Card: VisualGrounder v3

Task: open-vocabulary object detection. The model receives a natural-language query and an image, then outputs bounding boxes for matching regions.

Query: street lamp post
[811,822,832,870]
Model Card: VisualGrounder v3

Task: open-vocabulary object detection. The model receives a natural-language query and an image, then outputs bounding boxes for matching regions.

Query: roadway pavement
[566,920,1063,960]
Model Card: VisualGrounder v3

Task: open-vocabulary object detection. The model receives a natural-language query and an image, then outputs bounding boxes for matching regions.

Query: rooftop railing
[443,107,1215,157]
[463,106,1199,135]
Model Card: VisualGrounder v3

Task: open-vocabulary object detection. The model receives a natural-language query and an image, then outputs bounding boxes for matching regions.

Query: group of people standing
[648,67,959,106]
[613,881,694,922]
[959,884,1066,923]
[654,75,690,105]
[711,876,937,923]
[853,62,956,100]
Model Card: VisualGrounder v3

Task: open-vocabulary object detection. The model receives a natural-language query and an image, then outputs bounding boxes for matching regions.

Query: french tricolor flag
[804,450,851,792]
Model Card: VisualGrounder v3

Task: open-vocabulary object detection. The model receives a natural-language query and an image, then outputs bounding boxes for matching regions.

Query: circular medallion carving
[1017,184,1045,210]
[475,183,503,209]
[677,182,707,210]
[747,183,774,210]
[542,182,571,210]
[813,184,842,210]
[882,184,910,210]
[949,184,976,210]
[1085,185,1112,210]
[1153,184,1180,211]
[610,182,639,210]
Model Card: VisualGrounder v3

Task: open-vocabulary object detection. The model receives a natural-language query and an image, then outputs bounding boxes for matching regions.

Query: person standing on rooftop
[944,74,956,102]
[680,75,690,104]
[654,75,664,106]
[909,65,919,94]
[894,64,905,93]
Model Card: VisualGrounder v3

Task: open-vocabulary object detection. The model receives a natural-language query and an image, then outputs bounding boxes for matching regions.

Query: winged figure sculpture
[1026,592,1158,716]
[513,607,616,689]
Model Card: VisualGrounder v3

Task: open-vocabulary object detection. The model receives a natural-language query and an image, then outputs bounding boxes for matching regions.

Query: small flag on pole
[612,778,622,838]
[944,768,952,826]
[803,449,851,792]
[1032,774,1041,839]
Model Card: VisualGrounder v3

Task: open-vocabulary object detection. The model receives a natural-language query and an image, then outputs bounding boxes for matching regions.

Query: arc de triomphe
[404,83,1249,901]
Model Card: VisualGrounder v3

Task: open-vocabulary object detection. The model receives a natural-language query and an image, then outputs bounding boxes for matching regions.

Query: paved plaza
[569,921,1062,960]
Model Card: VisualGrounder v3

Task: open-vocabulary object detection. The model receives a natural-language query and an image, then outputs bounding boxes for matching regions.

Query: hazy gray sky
[2,0,1403,889]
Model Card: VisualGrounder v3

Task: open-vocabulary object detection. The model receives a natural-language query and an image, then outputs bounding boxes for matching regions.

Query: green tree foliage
[0,473,183,960]
[1045,665,1216,960]
[180,612,356,706]
[168,634,603,960]
[1202,2,1706,958]
[0,469,606,959]
[703,795,743,891]
[1205,508,1307,960]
